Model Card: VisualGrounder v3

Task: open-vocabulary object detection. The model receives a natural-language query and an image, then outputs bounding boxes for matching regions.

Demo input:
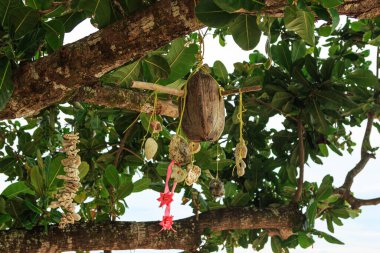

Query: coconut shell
[180,69,225,142]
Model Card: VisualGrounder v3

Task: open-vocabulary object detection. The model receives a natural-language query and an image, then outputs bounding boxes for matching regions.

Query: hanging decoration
[49,133,81,229]
[235,90,248,177]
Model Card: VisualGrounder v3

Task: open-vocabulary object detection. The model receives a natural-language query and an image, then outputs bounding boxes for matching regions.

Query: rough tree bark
[0,206,303,252]
[1,0,379,120]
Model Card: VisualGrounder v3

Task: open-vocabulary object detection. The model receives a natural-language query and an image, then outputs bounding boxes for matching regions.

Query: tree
[0,0,379,252]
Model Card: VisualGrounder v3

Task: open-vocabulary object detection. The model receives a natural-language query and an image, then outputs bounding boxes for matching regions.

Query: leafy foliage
[0,0,380,252]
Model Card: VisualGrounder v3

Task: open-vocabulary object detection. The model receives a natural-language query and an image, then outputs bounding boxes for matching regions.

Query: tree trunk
[0,206,303,252]
[0,0,379,120]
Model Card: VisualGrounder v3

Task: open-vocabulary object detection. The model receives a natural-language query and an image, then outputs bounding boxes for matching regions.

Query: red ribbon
[157,160,177,232]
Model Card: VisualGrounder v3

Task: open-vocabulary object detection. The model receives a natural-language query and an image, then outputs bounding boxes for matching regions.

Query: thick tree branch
[236,0,380,19]
[0,206,303,253]
[1,0,379,120]
[0,0,199,120]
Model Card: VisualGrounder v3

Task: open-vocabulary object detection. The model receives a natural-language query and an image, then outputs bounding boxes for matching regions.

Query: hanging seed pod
[209,178,225,198]
[185,164,201,186]
[189,142,201,155]
[169,135,191,164]
[180,67,225,142]
[236,158,246,177]
[235,141,247,159]
[171,164,187,183]
[145,137,158,160]
[150,120,162,134]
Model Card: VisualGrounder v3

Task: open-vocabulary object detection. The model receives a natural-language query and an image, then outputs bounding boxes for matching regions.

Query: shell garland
[49,133,81,229]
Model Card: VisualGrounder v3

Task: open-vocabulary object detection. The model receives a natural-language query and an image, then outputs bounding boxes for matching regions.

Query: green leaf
[213,60,229,83]
[2,182,35,198]
[291,40,306,62]
[116,178,133,199]
[231,192,250,207]
[57,12,87,33]
[0,0,23,27]
[8,6,40,40]
[144,55,170,80]
[46,155,64,191]
[30,166,44,196]
[320,58,335,81]
[79,0,111,28]
[284,6,315,46]
[0,58,13,111]
[368,35,380,46]
[347,69,378,87]
[229,15,261,51]
[298,232,314,248]
[316,175,333,201]
[316,90,357,109]
[24,199,43,214]
[78,161,90,179]
[161,38,198,84]
[271,92,292,109]
[318,143,329,157]
[103,60,141,87]
[195,0,237,28]
[132,178,151,193]
[309,99,328,134]
[271,42,292,72]
[321,0,343,8]
[320,231,344,245]
[306,200,318,229]
[105,165,120,188]
[42,20,65,51]
[271,236,282,253]
[0,196,6,214]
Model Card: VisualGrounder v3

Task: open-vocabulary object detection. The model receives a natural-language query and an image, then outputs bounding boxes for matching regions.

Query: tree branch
[341,115,375,191]
[1,0,379,120]
[0,206,303,252]
[74,85,179,118]
[0,0,199,120]
[293,119,305,203]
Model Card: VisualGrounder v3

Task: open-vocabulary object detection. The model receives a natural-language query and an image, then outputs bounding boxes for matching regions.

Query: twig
[293,119,304,203]
[131,81,262,97]
[341,115,375,191]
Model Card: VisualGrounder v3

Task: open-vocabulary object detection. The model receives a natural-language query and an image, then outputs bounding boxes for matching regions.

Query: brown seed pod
[236,158,246,177]
[180,67,225,142]
[189,142,201,155]
[171,164,187,183]
[144,137,158,160]
[169,135,191,164]
[150,120,162,134]
[185,164,201,186]
[235,141,247,159]
[209,178,225,198]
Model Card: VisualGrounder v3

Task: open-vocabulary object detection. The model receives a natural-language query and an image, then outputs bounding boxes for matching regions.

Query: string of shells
[49,133,81,229]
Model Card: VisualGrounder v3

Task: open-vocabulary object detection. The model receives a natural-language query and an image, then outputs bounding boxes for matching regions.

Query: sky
[1,18,380,253]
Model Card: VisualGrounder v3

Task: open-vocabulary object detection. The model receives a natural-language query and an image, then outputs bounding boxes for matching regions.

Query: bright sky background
[1,18,380,253]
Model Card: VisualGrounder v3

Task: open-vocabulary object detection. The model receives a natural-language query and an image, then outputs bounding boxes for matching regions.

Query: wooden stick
[131,81,262,97]
[132,81,185,96]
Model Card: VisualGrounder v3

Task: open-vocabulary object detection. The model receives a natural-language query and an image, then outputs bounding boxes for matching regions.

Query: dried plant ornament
[49,133,81,229]
[209,178,225,198]
[169,135,191,165]
[144,137,158,160]
[170,164,187,183]
[189,142,201,155]
[185,164,201,186]
[235,90,247,177]
[150,120,162,134]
